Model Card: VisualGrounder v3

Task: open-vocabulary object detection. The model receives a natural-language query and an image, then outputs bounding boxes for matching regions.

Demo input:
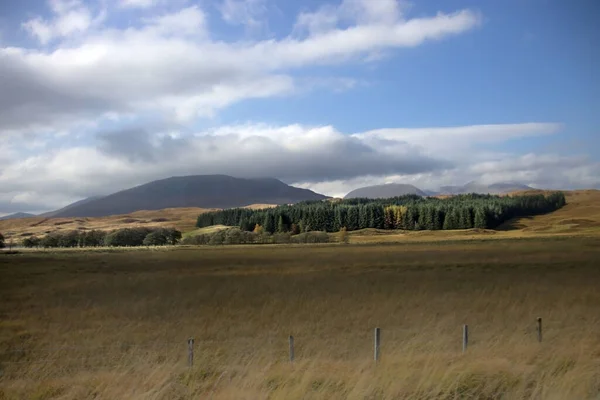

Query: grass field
[2,190,598,246]
[1,237,599,399]
[0,204,278,244]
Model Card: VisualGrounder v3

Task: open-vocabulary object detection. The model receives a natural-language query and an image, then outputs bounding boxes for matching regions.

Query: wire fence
[0,319,545,369]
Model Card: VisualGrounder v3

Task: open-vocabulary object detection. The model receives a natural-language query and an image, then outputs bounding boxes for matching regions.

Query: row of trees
[197,192,566,233]
[181,228,330,246]
[22,227,182,248]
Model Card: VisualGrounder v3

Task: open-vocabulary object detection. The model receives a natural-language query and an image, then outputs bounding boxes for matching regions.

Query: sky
[0,0,598,216]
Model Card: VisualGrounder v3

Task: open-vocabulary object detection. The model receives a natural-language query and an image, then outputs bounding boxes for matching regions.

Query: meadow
[1,237,599,399]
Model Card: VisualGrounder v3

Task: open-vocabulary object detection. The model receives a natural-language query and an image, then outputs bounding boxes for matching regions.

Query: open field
[2,191,598,246]
[343,190,600,244]
[0,204,279,243]
[1,237,600,399]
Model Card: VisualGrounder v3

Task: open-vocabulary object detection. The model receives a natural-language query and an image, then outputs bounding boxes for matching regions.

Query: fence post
[374,327,381,363]
[188,338,194,367]
[536,317,542,343]
[462,325,468,353]
[289,335,295,363]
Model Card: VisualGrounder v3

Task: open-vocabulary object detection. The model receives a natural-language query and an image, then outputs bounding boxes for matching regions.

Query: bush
[104,227,152,247]
[291,231,330,244]
[41,233,61,248]
[0,232,4,249]
[272,232,291,244]
[23,236,41,248]
[80,230,107,247]
[143,231,169,246]
[57,230,80,248]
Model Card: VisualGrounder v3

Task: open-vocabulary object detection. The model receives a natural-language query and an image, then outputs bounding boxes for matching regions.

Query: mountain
[50,175,328,218]
[0,212,36,221]
[439,181,534,195]
[344,183,426,199]
[40,196,106,218]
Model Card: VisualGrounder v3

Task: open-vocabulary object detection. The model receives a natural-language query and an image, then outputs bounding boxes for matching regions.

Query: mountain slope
[51,175,328,218]
[440,181,534,195]
[0,212,35,221]
[344,183,426,199]
[40,196,106,218]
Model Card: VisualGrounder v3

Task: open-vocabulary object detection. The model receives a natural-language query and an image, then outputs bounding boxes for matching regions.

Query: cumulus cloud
[1,1,481,136]
[3,122,597,215]
[22,0,104,44]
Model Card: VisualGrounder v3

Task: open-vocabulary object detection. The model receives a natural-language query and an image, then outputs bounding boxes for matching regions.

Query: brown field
[343,190,600,244]
[0,204,278,243]
[1,237,600,399]
[1,191,599,245]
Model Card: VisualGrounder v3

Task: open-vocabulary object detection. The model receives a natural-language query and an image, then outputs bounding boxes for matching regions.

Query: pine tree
[263,214,275,233]
[347,207,359,231]
[474,207,487,229]
[403,207,415,230]
[277,215,286,233]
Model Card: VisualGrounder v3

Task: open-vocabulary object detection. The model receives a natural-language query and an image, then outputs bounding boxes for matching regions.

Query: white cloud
[144,6,206,37]
[22,0,99,44]
[3,2,481,136]
[355,123,563,156]
[219,0,267,28]
[3,122,597,214]
[119,0,159,9]
[294,0,409,36]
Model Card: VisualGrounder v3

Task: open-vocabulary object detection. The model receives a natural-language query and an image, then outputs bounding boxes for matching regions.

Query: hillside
[439,181,533,195]
[48,175,328,218]
[40,196,105,218]
[344,183,426,199]
[0,212,35,221]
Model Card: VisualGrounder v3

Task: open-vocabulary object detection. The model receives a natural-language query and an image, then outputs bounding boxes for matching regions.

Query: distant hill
[40,196,106,218]
[0,212,35,221]
[344,183,426,199]
[439,181,534,195]
[50,175,328,218]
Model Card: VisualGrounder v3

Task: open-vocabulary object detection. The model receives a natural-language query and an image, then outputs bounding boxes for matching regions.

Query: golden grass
[181,225,231,239]
[2,190,599,246]
[0,204,277,243]
[1,238,599,399]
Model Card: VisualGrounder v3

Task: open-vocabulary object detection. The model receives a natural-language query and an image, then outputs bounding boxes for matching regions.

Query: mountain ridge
[344,183,426,199]
[346,181,536,198]
[49,175,328,218]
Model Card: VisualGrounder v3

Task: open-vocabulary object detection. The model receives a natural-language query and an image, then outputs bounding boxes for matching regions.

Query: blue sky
[0,0,598,215]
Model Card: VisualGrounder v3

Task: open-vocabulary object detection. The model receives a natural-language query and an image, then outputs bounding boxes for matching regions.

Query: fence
[0,318,544,369]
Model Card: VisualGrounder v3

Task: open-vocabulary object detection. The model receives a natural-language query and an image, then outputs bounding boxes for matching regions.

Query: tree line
[196,192,566,233]
[22,227,182,248]
[182,228,330,246]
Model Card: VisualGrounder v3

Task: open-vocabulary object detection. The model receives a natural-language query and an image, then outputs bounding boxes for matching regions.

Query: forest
[196,192,566,233]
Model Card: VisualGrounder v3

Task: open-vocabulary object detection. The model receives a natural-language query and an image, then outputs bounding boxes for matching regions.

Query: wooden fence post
[188,338,194,367]
[374,327,381,362]
[537,317,542,343]
[462,325,468,353]
[289,335,295,363]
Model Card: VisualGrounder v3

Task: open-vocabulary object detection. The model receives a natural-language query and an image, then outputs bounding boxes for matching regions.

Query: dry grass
[338,190,600,244]
[0,204,277,243]
[1,237,599,399]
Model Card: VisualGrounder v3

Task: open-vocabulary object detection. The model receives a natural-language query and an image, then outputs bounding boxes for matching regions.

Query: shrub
[80,230,107,247]
[143,231,169,246]
[57,230,80,248]
[104,227,153,247]
[41,233,61,248]
[291,231,330,244]
[23,236,41,248]
[272,232,291,244]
